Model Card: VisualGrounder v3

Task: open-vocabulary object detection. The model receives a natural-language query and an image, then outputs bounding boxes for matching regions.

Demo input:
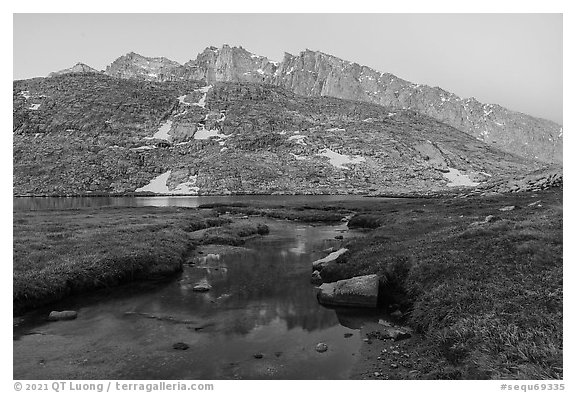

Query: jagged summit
[48,62,100,77]
[105,52,182,82]
[48,44,561,163]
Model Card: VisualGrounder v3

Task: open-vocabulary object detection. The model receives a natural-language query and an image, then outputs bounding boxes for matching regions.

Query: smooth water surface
[14,195,388,211]
[14,219,385,379]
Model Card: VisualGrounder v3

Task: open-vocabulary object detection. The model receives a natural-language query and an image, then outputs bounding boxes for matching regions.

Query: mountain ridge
[48,45,562,163]
[13,73,538,196]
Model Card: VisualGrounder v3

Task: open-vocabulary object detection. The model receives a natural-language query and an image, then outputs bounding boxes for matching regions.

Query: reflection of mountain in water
[145,223,355,336]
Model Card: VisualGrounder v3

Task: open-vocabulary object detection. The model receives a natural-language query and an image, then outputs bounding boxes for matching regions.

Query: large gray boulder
[317,274,379,308]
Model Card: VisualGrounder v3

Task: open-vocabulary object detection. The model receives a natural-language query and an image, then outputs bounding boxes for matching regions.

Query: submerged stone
[315,343,328,353]
[192,280,212,292]
[172,342,189,350]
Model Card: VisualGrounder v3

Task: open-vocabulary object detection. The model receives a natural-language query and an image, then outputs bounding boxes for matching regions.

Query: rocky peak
[48,62,100,77]
[182,44,279,83]
[105,52,182,82]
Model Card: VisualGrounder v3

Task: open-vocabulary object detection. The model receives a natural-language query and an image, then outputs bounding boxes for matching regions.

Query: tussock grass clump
[199,222,270,245]
[199,203,346,223]
[347,214,382,229]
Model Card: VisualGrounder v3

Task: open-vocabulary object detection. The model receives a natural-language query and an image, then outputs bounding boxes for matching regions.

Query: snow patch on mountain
[135,171,200,194]
[193,85,213,108]
[288,134,307,146]
[178,95,191,105]
[316,148,365,170]
[172,175,200,194]
[145,120,173,141]
[194,125,232,142]
[290,153,308,161]
[135,171,172,193]
[442,168,480,187]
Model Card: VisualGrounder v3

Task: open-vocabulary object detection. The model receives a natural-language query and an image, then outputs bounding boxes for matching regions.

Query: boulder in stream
[312,248,348,271]
[317,274,379,308]
[48,310,77,321]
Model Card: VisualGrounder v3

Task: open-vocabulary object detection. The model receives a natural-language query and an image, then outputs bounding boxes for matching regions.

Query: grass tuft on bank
[198,202,347,223]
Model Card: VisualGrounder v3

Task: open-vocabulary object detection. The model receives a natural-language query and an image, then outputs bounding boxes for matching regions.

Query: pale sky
[13,13,562,124]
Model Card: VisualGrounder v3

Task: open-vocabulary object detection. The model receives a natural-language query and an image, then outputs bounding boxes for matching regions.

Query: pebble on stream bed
[172,342,190,350]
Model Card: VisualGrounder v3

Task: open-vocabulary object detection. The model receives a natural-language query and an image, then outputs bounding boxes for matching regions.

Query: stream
[14,216,388,379]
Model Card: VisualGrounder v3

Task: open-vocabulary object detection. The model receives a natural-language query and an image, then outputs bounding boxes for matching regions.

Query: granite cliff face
[92,45,561,163]
[180,45,279,83]
[270,50,563,164]
[13,73,536,196]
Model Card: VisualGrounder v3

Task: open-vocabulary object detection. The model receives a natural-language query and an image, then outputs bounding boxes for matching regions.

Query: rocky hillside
[54,45,562,164]
[13,73,537,196]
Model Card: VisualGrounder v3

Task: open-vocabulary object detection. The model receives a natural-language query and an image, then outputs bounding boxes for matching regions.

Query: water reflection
[14,195,388,211]
[13,219,380,379]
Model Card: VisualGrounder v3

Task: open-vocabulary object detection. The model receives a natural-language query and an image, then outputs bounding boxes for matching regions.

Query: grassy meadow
[13,187,562,379]
[13,206,266,314]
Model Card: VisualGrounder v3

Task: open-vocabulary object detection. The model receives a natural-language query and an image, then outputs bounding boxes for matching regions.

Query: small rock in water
[393,331,412,341]
[172,342,189,350]
[311,270,323,285]
[193,281,212,292]
[315,343,328,353]
[253,353,264,359]
[48,310,77,321]
[344,333,353,338]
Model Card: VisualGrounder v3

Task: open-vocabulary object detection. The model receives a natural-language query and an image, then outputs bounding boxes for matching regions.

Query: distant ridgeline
[12,45,560,196]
